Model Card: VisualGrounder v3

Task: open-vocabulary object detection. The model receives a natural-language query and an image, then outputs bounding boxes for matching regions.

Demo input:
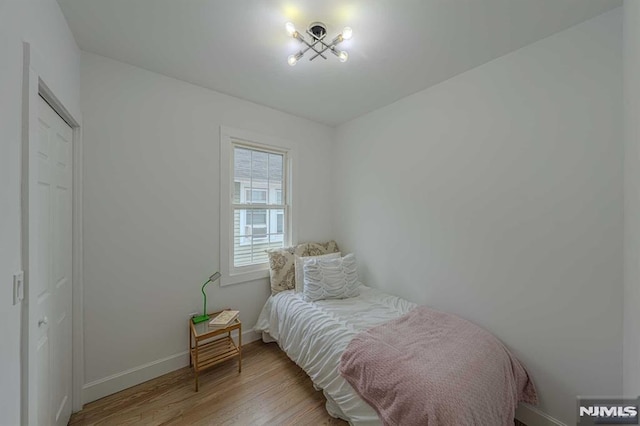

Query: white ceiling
[57,0,620,126]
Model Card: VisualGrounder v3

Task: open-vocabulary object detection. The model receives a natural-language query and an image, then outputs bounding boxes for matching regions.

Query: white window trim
[220,126,297,286]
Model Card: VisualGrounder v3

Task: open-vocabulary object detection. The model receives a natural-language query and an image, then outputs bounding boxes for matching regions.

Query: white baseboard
[516,403,566,426]
[241,329,261,345]
[82,350,189,404]
[82,329,262,404]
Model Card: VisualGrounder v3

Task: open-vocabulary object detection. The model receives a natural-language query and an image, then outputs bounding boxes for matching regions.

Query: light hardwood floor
[70,340,527,426]
[70,341,348,426]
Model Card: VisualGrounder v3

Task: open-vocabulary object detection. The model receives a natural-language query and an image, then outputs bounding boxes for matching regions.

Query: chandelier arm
[308,38,341,61]
[318,39,338,52]
[295,44,320,62]
[293,32,308,45]
[306,32,330,53]
[299,38,328,60]
[329,46,342,59]
[309,52,327,61]
[294,31,320,53]
[308,43,333,61]
[305,29,330,59]
[321,35,343,47]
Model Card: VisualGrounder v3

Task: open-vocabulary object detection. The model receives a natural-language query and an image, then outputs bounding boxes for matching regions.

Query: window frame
[220,126,296,286]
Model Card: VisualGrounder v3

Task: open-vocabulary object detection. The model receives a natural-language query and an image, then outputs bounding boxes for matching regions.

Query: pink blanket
[339,306,537,426]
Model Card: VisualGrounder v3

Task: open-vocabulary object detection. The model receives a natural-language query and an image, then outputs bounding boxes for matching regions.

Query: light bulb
[338,51,348,62]
[342,27,353,40]
[285,22,296,36]
[288,54,298,66]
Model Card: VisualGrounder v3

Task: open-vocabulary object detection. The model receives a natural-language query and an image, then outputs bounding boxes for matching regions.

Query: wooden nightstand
[189,310,242,391]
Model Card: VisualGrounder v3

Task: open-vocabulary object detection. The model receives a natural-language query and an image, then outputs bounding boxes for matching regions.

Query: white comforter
[253,285,416,425]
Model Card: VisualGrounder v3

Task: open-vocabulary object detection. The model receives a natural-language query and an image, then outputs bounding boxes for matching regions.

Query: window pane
[250,150,268,205]
[251,150,269,181]
[269,233,284,247]
[268,153,283,205]
[234,237,252,267]
[269,153,283,181]
[234,208,242,239]
[234,148,252,205]
[277,214,284,233]
[234,147,252,189]
[249,189,267,204]
[267,209,284,234]
[251,239,269,264]
[242,209,267,225]
[234,234,274,267]
[246,189,269,204]
[253,209,266,225]
[253,226,267,238]
[237,208,268,244]
[233,182,241,203]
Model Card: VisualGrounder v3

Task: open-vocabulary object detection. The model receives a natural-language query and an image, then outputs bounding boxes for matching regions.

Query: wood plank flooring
[70,340,528,426]
[70,341,348,426]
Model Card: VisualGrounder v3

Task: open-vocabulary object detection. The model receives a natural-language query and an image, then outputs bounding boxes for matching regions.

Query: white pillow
[303,253,360,302]
[294,252,341,292]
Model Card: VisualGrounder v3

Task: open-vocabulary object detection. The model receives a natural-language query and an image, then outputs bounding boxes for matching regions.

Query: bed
[254,285,415,425]
[255,243,537,425]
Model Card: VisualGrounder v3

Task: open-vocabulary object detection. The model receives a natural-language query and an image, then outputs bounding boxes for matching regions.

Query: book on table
[209,310,239,327]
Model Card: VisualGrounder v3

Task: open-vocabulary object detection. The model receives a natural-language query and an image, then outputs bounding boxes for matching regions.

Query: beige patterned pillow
[267,240,340,294]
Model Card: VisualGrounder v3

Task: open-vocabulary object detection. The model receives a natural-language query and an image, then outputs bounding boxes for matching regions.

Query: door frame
[21,41,84,425]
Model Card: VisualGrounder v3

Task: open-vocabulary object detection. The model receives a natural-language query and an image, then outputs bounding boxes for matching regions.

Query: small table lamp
[192,272,222,324]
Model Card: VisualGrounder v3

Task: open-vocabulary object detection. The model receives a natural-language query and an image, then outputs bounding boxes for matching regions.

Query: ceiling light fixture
[285,21,352,66]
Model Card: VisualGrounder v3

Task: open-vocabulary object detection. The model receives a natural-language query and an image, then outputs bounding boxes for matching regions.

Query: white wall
[624,0,640,397]
[334,9,622,425]
[0,0,80,424]
[80,52,335,401]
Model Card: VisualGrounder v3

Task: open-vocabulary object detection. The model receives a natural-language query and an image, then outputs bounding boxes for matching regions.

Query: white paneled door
[29,96,73,426]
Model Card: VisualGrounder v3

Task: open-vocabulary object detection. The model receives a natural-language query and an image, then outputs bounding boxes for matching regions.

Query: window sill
[221,268,270,286]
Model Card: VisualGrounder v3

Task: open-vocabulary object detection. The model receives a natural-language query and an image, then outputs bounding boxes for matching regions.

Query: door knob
[38,317,48,327]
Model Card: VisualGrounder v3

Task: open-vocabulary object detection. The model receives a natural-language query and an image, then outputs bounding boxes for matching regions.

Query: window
[245,189,267,204]
[220,127,294,285]
[233,146,287,266]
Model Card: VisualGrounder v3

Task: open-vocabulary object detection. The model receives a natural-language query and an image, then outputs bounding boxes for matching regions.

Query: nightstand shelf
[189,310,241,391]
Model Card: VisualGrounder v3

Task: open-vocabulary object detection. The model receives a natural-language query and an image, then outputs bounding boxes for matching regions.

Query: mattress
[253,285,416,425]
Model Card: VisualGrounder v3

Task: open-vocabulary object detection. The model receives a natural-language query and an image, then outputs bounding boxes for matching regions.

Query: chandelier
[285,21,352,66]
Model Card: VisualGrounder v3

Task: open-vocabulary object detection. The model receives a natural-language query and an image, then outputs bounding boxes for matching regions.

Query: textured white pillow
[294,252,341,293]
[303,253,360,302]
